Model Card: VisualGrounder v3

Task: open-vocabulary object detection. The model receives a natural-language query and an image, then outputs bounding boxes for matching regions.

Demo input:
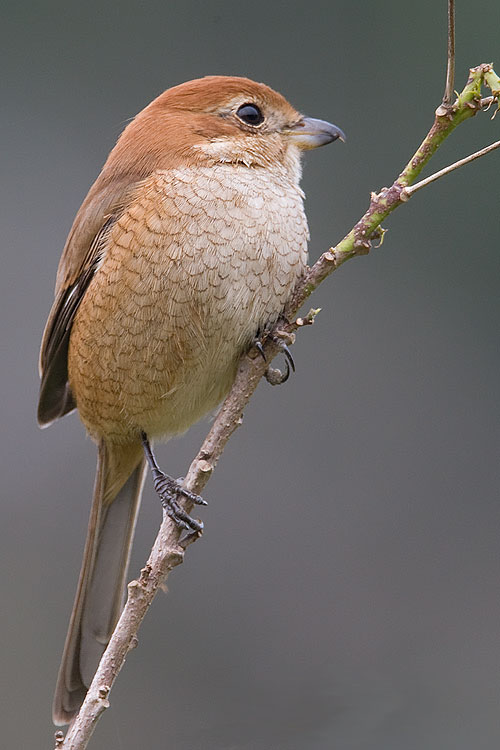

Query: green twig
[286,63,499,321]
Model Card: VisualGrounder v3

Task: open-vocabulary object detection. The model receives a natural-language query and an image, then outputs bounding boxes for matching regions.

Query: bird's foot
[154,471,206,532]
[271,328,296,376]
[253,327,296,386]
[141,431,206,532]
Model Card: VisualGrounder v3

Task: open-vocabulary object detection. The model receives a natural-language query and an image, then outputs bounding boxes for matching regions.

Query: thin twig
[404,139,500,196]
[480,96,496,110]
[442,0,456,108]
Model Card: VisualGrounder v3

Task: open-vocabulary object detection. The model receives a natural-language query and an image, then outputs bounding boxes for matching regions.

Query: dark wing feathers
[37,216,116,427]
[38,162,147,428]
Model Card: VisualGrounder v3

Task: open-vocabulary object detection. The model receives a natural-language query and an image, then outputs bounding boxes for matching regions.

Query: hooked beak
[284,117,346,150]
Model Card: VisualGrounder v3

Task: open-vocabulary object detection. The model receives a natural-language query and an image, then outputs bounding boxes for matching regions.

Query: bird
[37,75,344,725]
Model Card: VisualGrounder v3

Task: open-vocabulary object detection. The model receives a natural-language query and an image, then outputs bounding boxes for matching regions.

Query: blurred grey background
[2,1,499,747]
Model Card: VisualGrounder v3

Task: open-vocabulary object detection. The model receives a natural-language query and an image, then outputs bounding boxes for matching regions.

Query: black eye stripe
[236,103,264,126]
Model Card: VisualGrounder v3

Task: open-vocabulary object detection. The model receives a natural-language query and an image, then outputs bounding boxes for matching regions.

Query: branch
[442,0,456,108]
[405,139,500,196]
[55,62,500,750]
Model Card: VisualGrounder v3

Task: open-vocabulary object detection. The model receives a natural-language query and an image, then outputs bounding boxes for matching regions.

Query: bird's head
[105,76,344,184]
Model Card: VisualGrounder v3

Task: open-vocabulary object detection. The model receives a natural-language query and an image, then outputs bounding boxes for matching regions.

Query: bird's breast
[68,164,309,441]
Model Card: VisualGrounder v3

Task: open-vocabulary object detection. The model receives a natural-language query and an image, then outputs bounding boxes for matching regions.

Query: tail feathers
[52,440,146,726]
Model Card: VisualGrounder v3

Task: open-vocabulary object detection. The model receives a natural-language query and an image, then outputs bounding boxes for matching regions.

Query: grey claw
[162,494,204,532]
[281,358,291,382]
[280,343,295,373]
[255,340,267,362]
[175,477,207,505]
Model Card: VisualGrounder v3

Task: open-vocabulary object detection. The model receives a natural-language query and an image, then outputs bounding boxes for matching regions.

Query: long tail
[53,439,146,726]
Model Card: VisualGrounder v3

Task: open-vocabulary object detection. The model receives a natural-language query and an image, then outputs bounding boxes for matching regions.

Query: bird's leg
[140,431,206,532]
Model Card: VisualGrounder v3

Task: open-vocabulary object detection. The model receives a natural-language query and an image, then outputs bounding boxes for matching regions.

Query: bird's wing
[38,175,143,427]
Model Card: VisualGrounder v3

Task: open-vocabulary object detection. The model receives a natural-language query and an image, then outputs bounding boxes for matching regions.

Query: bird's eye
[236,103,264,126]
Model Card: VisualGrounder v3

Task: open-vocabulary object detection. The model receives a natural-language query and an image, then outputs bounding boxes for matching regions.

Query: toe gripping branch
[255,330,296,385]
[140,431,207,532]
